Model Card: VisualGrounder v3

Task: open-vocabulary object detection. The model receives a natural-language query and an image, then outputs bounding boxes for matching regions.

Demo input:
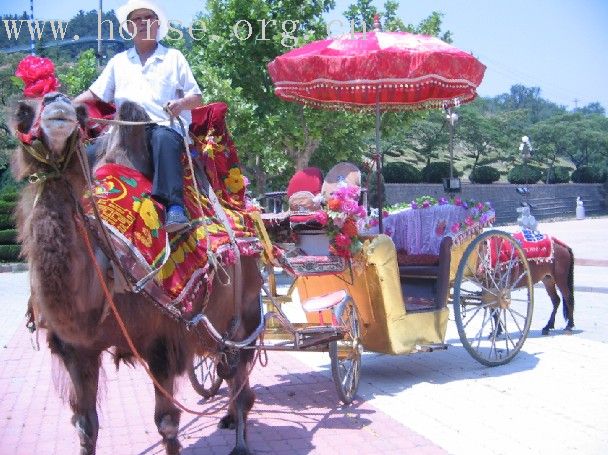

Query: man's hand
[165,99,184,117]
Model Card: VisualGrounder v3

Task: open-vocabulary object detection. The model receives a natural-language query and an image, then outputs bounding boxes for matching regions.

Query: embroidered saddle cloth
[489,229,554,267]
[86,161,261,315]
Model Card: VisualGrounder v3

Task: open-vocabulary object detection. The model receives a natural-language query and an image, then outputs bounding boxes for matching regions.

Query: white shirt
[90,44,202,138]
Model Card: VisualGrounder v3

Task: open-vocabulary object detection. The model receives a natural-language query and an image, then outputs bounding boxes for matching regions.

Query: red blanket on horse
[490,229,555,267]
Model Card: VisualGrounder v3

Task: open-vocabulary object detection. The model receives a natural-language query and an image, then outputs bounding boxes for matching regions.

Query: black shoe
[165,205,189,233]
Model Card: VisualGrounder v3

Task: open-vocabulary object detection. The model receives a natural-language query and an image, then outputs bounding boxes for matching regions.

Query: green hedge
[571,166,607,183]
[0,229,17,244]
[0,213,14,230]
[382,162,422,183]
[0,200,17,214]
[0,192,18,203]
[544,166,572,184]
[507,164,543,184]
[469,166,500,184]
[421,161,461,183]
[0,245,20,262]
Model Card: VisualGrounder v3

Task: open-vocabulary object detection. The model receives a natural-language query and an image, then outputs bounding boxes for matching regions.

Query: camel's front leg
[48,333,101,455]
[148,337,183,455]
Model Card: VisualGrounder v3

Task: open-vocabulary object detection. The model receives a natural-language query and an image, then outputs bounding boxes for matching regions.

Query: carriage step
[415,343,448,353]
[295,326,344,350]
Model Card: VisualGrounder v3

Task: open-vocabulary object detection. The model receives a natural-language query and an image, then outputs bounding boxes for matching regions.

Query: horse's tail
[563,245,575,321]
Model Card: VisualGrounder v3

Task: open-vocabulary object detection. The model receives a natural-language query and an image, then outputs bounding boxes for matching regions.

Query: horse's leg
[48,333,100,455]
[560,248,576,332]
[147,337,183,455]
[556,273,575,333]
[541,276,560,335]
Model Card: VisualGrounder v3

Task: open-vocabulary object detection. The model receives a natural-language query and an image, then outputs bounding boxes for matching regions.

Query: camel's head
[13,92,87,159]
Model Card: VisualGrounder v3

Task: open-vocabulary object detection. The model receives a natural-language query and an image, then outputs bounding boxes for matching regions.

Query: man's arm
[165,93,203,117]
[73,90,102,105]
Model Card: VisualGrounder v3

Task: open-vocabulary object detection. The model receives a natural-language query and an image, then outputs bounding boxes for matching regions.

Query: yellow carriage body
[296,235,449,355]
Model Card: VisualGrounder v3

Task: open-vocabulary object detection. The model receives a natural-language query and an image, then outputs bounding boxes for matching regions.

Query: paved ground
[1,216,607,454]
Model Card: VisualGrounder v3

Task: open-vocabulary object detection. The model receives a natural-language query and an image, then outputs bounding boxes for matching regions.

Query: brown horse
[531,240,575,335]
[11,93,262,455]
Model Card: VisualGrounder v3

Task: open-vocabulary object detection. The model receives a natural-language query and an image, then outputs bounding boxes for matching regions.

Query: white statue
[516,205,538,232]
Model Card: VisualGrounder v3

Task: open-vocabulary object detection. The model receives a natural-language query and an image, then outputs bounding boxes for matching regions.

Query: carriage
[189,166,536,404]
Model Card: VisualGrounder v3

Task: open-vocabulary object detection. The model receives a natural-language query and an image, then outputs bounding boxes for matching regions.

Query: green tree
[531,112,608,172]
[187,0,375,192]
[58,49,99,97]
[391,110,447,166]
[0,53,24,188]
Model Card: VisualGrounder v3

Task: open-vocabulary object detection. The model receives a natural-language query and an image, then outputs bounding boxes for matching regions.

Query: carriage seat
[397,236,453,311]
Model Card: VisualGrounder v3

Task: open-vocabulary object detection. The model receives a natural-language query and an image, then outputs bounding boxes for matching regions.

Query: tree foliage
[58,49,99,97]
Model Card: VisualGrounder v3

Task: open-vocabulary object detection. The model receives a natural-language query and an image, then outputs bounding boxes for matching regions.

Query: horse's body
[530,240,575,334]
[11,93,262,455]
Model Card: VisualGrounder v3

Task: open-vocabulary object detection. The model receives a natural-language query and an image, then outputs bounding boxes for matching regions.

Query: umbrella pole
[375,101,383,234]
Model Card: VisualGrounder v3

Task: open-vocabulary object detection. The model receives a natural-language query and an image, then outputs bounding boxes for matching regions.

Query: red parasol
[268,25,485,112]
[267,16,486,232]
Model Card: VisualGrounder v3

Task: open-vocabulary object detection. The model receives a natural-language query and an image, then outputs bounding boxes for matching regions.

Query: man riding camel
[75,0,202,233]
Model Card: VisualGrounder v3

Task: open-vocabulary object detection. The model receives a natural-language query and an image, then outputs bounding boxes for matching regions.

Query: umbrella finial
[373,14,382,32]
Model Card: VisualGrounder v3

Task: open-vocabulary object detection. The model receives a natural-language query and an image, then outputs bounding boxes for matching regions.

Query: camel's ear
[75,104,88,131]
[14,101,36,134]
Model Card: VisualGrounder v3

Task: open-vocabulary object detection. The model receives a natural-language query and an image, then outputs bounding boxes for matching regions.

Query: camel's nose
[42,92,70,106]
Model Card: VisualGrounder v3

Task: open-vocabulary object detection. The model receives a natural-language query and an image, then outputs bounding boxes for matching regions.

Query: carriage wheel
[187,353,223,398]
[329,299,362,404]
[452,230,534,367]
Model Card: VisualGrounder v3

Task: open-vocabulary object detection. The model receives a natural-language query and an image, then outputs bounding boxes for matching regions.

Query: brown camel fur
[11,93,262,455]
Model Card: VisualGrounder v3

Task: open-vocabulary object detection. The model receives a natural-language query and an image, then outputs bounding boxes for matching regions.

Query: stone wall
[384,183,606,224]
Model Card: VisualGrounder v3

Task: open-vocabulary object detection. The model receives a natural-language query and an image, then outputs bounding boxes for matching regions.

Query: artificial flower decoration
[15,55,60,97]
[325,182,368,258]
[407,195,495,237]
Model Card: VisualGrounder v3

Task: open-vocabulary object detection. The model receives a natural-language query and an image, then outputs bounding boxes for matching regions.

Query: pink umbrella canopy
[267,30,486,111]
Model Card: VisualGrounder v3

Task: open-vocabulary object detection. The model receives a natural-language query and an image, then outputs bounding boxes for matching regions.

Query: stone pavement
[1,216,607,454]
[0,275,445,454]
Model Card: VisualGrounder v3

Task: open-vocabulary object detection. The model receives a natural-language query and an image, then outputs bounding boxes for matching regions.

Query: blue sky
[2,0,607,110]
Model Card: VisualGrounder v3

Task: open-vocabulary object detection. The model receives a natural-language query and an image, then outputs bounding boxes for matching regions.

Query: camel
[11,92,262,455]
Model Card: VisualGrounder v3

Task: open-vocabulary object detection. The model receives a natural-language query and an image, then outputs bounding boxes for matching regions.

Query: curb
[0,262,28,273]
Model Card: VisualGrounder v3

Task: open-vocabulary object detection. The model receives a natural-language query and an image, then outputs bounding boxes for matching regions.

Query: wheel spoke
[454,231,533,366]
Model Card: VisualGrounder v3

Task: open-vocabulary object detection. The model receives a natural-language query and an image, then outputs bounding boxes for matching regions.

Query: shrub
[571,166,607,183]
[0,229,17,244]
[544,166,572,184]
[0,245,20,262]
[0,200,16,214]
[382,162,422,183]
[421,161,460,183]
[507,164,542,184]
[0,191,19,202]
[0,213,14,230]
[469,166,500,184]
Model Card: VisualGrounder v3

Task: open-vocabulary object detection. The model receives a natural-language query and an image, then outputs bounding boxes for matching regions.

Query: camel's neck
[25,161,105,343]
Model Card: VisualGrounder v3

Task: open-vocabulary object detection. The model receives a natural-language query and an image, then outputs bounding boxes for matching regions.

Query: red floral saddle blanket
[85,162,261,314]
[490,229,554,267]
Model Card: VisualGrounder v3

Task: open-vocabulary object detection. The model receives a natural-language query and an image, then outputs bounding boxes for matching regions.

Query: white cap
[116,0,169,41]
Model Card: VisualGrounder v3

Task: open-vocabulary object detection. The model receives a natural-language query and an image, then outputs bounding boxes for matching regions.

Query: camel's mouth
[40,107,77,129]
[45,115,75,123]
